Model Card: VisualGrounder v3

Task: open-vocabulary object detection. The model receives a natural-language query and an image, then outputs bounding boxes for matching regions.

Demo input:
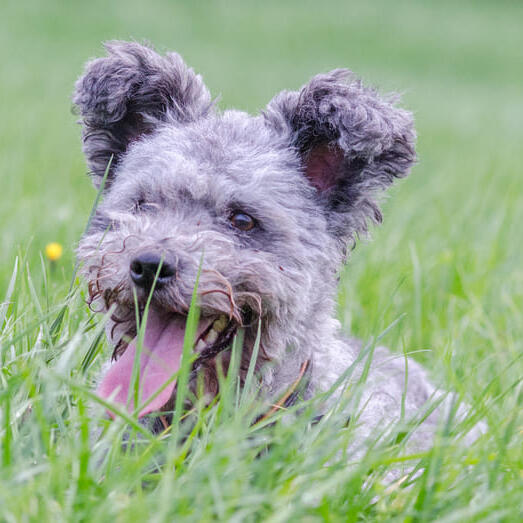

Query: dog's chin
[97,306,238,420]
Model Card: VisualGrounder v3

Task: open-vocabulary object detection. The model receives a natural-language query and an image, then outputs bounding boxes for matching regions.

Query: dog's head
[74,41,415,419]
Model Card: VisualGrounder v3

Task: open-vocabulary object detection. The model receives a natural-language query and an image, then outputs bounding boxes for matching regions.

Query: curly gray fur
[74,42,482,456]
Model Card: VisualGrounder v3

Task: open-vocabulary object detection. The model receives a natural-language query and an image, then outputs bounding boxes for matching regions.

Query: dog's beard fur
[81,220,283,427]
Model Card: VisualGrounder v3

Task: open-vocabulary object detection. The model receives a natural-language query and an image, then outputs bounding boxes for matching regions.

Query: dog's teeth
[204,329,218,344]
[195,339,206,352]
[213,315,228,333]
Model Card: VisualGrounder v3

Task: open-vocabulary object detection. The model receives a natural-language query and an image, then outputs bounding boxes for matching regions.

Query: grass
[1,0,522,520]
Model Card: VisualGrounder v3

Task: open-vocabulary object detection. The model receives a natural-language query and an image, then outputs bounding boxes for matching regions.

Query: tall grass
[0,256,520,521]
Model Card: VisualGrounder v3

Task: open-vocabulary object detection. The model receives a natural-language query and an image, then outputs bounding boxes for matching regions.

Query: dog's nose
[129,254,176,290]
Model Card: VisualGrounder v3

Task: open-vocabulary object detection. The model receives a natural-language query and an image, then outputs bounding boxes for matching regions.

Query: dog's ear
[73,41,212,188]
[264,69,416,246]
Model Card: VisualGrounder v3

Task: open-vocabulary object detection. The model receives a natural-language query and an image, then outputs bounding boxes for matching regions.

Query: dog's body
[74,42,476,449]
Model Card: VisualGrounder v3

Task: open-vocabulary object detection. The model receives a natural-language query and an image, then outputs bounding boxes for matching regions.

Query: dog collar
[253,359,312,425]
[157,358,317,432]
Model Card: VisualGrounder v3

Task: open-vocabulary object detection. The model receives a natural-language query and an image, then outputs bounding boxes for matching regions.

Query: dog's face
[74,42,415,419]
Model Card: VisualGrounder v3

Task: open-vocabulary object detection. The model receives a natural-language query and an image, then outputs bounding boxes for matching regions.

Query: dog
[74,41,479,449]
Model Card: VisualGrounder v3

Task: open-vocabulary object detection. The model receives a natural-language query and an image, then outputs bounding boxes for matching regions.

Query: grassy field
[1,0,522,520]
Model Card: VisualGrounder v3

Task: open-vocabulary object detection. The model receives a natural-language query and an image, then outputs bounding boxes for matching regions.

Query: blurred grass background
[1,0,522,519]
[2,0,522,368]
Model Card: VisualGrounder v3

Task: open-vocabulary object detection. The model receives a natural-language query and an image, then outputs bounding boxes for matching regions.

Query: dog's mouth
[96,307,237,419]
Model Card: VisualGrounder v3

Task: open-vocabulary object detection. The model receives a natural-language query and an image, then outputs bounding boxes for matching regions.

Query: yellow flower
[45,242,63,261]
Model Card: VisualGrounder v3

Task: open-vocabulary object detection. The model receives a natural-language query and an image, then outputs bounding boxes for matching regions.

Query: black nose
[130,254,176,290]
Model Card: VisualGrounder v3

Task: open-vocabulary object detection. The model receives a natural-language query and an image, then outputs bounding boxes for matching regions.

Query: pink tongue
[97,309,190,418]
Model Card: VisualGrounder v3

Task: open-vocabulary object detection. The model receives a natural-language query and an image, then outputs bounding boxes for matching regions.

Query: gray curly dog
[74,41,480,449]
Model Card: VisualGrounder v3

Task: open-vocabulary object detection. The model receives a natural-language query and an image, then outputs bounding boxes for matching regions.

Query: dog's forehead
[111,110,305,206]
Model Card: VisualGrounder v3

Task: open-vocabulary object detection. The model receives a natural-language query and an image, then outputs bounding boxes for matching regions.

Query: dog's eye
[230,211,256,231]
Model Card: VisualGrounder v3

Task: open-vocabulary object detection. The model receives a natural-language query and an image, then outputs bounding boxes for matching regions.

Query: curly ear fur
[73,41,212,187]
[263,69,416,246]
